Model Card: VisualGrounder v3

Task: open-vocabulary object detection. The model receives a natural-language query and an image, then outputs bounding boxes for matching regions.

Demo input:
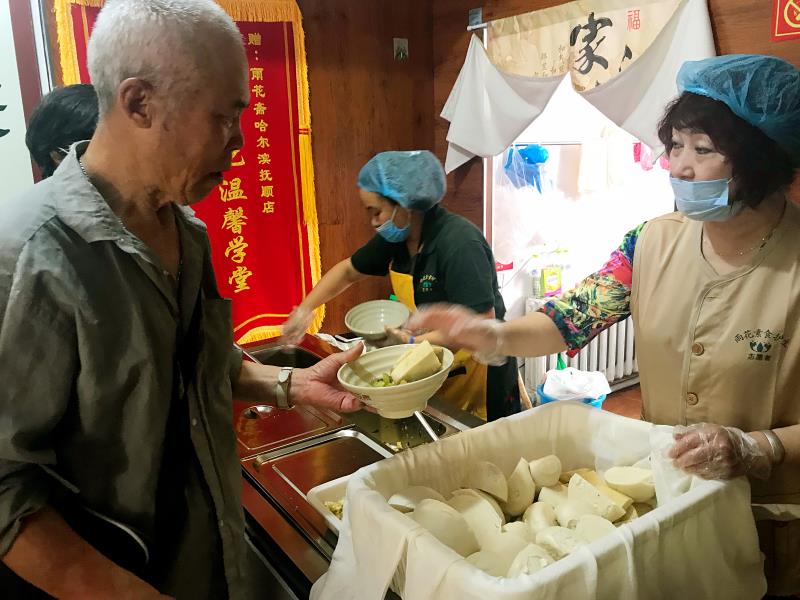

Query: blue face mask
[376,207,410,242]
[671,177,742,222]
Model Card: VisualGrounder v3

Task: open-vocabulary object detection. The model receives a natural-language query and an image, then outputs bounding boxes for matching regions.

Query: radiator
[523,297,639,396]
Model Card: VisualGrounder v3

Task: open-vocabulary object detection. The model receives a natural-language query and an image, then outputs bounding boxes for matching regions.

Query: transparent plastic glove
[668,423,771,481]
[372,326,412,348]
[280,306,314,346]
[405,304,507,366]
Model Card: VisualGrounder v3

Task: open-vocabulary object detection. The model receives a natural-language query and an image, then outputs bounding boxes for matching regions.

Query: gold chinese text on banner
[488,0,681,90]
[54,0,324,344]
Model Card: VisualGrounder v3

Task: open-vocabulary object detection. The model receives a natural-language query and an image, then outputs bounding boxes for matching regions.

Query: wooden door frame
[7,0,45,180]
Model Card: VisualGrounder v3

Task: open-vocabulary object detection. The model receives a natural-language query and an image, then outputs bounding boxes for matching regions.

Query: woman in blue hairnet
[406,55,800,595]
[282,150,520,421]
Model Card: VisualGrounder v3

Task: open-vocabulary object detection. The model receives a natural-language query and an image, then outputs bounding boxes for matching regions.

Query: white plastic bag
[542,367,611,401]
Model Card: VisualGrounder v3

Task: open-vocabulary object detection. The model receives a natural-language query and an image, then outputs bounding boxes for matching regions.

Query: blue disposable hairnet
[357,150,446,211]
[677,55,800,163]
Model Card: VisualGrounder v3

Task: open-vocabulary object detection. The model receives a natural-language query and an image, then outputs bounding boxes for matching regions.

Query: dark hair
[657,92,796,208]
[25,84,99,178]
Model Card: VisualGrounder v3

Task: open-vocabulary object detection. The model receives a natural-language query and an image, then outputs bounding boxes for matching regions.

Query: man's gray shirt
[0,144,246,597]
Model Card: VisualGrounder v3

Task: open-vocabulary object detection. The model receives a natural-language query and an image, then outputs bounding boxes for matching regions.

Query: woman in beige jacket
[408,54,800,597]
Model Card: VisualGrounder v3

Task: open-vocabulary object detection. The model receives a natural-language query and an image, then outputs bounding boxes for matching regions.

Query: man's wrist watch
[276,366,294,409]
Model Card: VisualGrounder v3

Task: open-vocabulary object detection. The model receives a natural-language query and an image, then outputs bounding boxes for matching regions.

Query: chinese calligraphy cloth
[0,145,247,598]
[440,0,715,172]
[311,402,766,600]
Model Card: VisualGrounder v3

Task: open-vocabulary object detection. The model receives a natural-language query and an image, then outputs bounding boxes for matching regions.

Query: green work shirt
[0,143,246,598]
[351,206,519,420]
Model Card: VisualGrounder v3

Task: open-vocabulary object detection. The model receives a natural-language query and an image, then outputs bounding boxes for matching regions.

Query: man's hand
[290,344,365,412]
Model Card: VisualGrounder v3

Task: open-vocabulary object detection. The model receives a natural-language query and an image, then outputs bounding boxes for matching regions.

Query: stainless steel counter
[236,336,479,598]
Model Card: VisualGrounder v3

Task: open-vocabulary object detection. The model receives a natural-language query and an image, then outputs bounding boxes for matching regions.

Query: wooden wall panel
[432,0,489,231]
[707,0,800,201]
[298,0,435,333]
[708,0,800,65]
[9,0,44,180]
[484,0,567,20]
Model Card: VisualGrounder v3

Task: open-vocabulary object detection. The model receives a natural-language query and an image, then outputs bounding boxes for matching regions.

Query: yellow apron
[389,268,489,420]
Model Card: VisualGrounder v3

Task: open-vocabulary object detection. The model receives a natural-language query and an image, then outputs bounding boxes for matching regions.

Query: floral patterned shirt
[539,223,645,356]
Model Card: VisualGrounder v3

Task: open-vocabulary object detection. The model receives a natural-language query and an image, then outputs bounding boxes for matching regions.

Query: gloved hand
[405,304,506,365]
[280,306,314,346]
[371,326,412,348]
[668,423,771,480]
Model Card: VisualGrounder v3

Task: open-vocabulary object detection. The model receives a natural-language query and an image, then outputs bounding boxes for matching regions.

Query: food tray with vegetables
[312,402,766,600]
[307,474,351,534]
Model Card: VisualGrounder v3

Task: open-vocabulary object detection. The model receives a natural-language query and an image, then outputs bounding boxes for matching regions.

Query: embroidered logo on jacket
[733,329,788,362]
[420,274,436,292]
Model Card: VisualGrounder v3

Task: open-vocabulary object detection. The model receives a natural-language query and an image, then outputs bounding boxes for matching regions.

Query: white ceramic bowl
[344,300,410,341]
[337,344,454,419]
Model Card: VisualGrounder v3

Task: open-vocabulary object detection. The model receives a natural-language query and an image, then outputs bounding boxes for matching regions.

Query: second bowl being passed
[344,300,410,342]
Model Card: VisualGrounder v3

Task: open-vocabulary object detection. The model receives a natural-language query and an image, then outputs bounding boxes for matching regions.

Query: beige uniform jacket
[632,205,800,594]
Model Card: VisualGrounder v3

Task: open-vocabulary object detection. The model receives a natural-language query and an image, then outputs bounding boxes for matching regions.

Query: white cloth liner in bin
[311,402,766,600]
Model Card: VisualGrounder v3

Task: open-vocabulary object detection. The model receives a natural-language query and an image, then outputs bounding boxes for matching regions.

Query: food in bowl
[337,343,455,419]
[370,373,406,387]
[390,340,442,382]
[368,341,444,387]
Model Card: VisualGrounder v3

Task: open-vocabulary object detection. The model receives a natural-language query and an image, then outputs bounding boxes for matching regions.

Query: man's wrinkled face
[146,38,250,205]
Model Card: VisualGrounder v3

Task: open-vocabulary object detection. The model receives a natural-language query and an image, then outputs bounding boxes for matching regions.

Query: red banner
[63,3,321,343]
[774,0,800,41]
[69,4,96,83]
[193,22,314,337]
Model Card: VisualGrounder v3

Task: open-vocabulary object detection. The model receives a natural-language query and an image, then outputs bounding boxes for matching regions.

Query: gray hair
[87,0,243,116]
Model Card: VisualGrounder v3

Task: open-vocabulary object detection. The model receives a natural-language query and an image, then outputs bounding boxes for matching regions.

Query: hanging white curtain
[441,0,715,173]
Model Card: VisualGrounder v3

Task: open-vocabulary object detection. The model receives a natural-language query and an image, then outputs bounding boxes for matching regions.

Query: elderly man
[0,0,362,598]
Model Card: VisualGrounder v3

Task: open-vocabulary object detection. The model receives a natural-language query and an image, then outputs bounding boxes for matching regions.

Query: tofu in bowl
[337,341,454,418]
